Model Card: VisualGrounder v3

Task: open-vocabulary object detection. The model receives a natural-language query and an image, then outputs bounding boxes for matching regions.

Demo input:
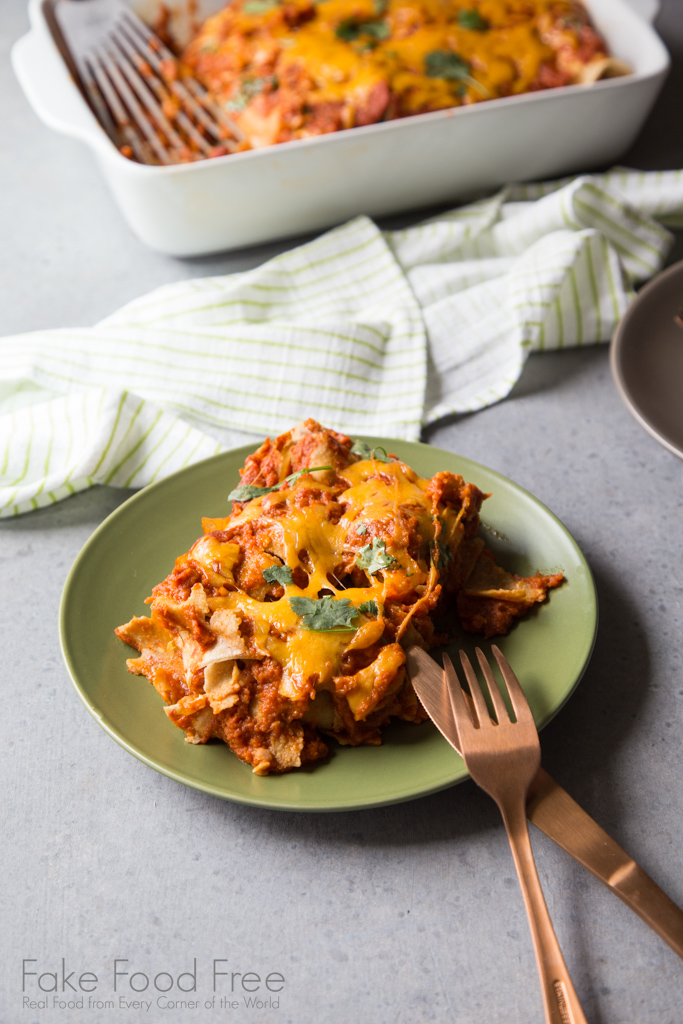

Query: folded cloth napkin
[2,167,683,518]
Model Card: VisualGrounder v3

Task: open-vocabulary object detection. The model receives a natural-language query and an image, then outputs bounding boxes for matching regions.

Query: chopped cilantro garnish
[365,20,390,37]
[356,538,398,575]
[225,75,278,111]
[243,0,279,12]
[457,9,489,31]
[350,440,393,463]
[424,50,471,80]
[229,481,272,501]
[358,599,379,616]
[424,50,490,96]
[263,565,294,586]
[356,523,368,536]
[432,538,454,568]
[335,18,358,40]
[289,595,359,631]
[228,464,332,503]
[336,18,390,42]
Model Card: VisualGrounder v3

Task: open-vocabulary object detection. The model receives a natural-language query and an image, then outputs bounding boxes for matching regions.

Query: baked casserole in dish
[178,0,629,156]
[13,0,669,253]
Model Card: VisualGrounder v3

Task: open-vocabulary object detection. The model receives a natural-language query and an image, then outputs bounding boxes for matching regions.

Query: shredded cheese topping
[116,420,563,774]
[180,0,624,151]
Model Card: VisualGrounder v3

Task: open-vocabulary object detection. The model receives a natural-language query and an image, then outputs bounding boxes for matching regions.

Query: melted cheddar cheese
[179,0,627,152]
[116,419,563,774]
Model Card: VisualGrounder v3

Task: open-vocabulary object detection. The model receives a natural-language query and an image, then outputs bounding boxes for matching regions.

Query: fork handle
[501,798,590,1024]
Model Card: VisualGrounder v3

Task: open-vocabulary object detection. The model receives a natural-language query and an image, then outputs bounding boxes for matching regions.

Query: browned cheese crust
[116,419,563,773]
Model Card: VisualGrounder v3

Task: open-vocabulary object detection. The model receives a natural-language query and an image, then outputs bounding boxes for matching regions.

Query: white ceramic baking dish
[12,0,669,256]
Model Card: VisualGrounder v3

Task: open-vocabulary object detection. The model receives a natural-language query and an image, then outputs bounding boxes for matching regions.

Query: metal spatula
[52,0,244,164]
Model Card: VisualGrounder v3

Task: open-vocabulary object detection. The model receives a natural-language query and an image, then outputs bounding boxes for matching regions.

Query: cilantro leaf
[358,599,379,616]
[335,18,359,40]
[289,595,359,631]
[356,523,368,536]
[335,19,358,40]
[356,538,398,575]
[229,481,275,501]
[432,538,454,568]
[225,76,275,111]
[263,565,294,586]
[351,440,373,459]
[424,50,471,80]
[243,0,279,12]
[228,464,332,502]
[350,440,393,463]
[457,9,489,30]
[424,50,490,96]
[336,18,390,42]
[364,20,390,38]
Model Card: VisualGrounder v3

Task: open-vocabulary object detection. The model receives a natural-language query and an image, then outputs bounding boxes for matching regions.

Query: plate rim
[610,258,683,462]
[59,436,598,812]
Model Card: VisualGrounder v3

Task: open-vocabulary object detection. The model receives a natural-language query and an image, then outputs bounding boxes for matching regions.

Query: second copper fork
[445,646,589,1024]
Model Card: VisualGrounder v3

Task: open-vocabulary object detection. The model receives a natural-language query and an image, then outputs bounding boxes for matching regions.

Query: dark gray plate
[611,260,683,460]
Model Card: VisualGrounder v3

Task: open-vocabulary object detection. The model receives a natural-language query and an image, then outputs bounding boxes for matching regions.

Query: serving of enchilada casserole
[116,421,563,775]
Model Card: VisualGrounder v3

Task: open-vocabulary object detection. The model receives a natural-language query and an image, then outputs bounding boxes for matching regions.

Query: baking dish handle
[11,28,106,153]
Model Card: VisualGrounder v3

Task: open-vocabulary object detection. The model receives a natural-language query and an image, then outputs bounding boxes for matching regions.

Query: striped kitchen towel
[2,167,683,517]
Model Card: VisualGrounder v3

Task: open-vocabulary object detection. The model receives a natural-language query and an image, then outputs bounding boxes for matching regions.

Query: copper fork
[445,646,589,1024]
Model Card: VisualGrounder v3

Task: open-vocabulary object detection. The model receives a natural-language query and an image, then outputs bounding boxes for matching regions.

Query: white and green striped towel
[2,167,683,518]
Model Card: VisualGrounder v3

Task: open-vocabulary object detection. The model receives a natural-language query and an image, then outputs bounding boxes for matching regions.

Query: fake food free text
[22,959,285,995]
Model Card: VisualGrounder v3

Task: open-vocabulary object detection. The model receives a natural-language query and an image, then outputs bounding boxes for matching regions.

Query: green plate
[59,438,597,812]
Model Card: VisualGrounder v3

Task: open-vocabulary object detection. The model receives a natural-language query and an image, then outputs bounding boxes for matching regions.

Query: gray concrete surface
[2,1,682,1022]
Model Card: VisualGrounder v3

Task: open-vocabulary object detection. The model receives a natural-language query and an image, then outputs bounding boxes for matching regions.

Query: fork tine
[475,647,509,725]
[491,644,535,724]
[458,650,490,727]
[442,653,476,735]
